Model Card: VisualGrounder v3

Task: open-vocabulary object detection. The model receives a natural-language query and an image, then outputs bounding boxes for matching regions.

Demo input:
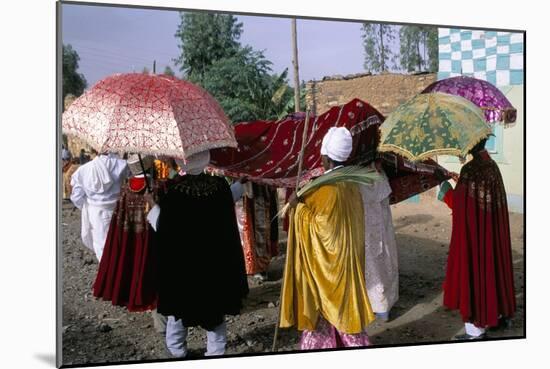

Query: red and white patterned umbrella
[62,73,237,159]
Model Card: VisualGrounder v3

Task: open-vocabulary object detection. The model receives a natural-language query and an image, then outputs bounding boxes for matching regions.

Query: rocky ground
[61,199,524,366]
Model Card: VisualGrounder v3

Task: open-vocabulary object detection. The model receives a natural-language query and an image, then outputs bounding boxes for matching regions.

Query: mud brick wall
[305,72,437,117]
[305,72,440,200]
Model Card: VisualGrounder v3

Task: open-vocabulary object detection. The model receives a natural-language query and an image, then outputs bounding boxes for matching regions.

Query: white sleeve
[69,172,86,210]
[230,181,244,203]
[146,204,161,232]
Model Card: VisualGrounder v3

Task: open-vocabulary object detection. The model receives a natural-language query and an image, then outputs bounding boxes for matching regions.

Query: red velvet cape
[443,151,516,327]
[92,177,164,312]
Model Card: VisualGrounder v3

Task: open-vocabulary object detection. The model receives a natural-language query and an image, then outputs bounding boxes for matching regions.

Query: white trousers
[165,316,227,358]
[465,322,486,336]
[81,202,115,261]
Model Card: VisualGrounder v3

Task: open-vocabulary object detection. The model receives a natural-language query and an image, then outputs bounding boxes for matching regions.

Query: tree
[174,12,243,81]
[174,12,293,123]
[62,44,87,100]
[399,26,422,72]
[142,66,150,74]
[399,25,439,73]
[361,23,397,73]
[425,27,439,72]
[163,65,175,77]
[200,47,292,122]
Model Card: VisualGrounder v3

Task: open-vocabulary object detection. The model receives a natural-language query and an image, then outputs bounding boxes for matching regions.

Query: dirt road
[61,199,524,365]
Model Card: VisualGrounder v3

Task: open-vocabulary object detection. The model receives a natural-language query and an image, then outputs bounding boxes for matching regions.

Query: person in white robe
[359,163,399,322]
[70,152,129,261]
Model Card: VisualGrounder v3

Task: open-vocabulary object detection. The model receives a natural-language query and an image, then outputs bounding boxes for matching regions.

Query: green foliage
[399,26,438,73]
[426,29,439,72]
[174,12,298,123]
[174,12,243,81]
[276,82,306,120]
[62,44,87,100]
[200,47,294,122]
[142,66,150,74]
[163,65,176,76]
[361,23,397,73]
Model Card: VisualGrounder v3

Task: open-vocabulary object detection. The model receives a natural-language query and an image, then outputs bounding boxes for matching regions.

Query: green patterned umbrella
[379,92,492,161]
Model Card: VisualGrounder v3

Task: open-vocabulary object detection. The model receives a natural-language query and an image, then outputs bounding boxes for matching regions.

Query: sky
[61,3,395,88]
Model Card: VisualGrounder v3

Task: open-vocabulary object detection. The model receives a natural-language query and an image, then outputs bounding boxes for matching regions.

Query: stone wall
[305,72,437,117]
[305,72,440,201]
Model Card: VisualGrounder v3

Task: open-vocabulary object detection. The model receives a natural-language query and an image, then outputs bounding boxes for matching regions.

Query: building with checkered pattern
[437,28,524,213]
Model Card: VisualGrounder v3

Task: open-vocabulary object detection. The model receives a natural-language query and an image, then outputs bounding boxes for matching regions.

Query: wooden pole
[272,111,310,352]
[291,18,301,113]
[153,60,156,74]
[137,154,151,193]
[294,112,311,190]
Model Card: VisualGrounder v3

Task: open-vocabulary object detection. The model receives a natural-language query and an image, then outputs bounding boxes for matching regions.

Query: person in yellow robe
[280,127,375,350]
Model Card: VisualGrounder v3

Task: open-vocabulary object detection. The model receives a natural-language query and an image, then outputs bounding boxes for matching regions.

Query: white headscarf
[175,150,211,175]
[320,127,353,162]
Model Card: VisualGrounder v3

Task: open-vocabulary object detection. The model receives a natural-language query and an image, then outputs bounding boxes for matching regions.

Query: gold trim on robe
[279,182,375,334]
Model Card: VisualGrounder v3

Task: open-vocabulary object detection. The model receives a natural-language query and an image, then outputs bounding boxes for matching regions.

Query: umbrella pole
[272,111,310,352]
[137,154,151,192]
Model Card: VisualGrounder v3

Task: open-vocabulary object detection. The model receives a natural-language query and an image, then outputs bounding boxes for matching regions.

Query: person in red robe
[93,154,161,313]
[436,139,516,340]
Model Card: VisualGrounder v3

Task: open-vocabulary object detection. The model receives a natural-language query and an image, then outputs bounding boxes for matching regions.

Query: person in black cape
[144,150,249,358]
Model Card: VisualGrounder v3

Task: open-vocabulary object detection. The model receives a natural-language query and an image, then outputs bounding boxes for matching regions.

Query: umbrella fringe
[379,127,492,162]
[62,130,237,159]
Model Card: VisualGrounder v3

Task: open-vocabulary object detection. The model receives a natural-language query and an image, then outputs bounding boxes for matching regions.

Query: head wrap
[320,127,353,162]
[175,150,211,175]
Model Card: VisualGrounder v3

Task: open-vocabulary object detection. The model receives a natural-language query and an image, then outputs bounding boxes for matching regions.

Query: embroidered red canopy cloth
[209,98,450,203]
[210,98,383,187]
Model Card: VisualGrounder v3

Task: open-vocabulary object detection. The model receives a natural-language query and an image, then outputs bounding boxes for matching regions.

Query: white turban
[320,127,353,162]
[175,150,211,175]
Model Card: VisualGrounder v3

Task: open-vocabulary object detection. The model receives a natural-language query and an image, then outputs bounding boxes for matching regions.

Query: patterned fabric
[422,76,517,124]
[300,316,371,350]
[379,93,492,161]
[209,98,383,187]
[235,184,279,275]
[378,152,451,204]
[92,177,165,312]
[438,29,524,86]
[360,168,399,313]
[62,73,237,159]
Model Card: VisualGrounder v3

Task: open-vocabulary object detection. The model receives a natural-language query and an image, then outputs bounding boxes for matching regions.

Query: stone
[98,323,112,333]
[267,302,275,308]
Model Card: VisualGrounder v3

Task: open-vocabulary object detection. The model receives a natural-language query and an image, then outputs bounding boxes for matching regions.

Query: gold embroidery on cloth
[174,174,224,197]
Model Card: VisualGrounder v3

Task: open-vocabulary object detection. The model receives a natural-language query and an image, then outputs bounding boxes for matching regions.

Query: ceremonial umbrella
[378,92,492,162]
[62,73,237,160]
[421,76,517,125]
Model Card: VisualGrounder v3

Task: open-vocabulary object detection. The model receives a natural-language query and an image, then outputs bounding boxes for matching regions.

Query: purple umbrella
[422,76,517,126]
